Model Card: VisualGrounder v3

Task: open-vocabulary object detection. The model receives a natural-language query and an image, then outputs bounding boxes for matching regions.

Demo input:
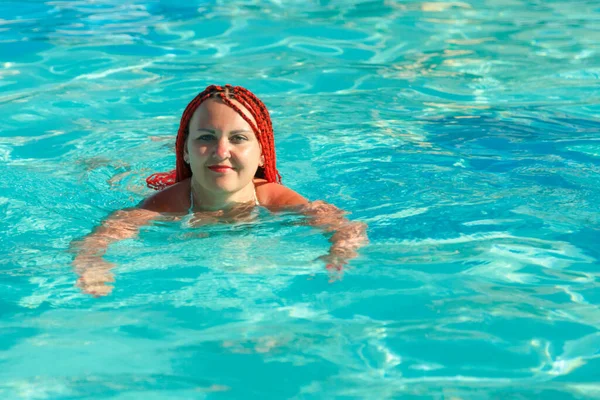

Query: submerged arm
[71,208,157,296]
[264,184,368,274]
[299,200,368,273]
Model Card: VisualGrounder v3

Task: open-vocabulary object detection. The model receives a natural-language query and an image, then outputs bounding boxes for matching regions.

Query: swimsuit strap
[189,184,259,212]
[253,185,260,206]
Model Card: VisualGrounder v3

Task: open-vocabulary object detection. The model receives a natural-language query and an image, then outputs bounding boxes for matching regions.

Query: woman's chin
[203,179,241,194]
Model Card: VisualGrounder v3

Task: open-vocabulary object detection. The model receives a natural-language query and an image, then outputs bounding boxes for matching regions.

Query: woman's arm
[71,208,158,296]
[261,184,368,276]
[299,200,368,275]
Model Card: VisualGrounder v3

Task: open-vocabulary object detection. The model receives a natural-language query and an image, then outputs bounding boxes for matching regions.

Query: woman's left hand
[74,256,115,297]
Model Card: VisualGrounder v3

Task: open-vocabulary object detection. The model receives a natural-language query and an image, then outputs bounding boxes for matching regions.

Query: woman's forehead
[190,98,257,129]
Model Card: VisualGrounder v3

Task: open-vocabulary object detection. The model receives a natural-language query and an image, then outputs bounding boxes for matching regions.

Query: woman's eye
[197,134,215,141]
[231,135,248,143]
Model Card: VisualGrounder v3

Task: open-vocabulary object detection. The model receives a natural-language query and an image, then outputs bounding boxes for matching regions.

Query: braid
[146,84,281,190]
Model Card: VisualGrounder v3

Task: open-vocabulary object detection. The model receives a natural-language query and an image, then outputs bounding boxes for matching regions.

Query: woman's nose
[214,138,231,159]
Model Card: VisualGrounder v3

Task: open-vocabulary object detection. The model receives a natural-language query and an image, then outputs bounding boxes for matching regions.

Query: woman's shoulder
[140,179,190,213]
[255,179,308,208]
[139,178,307,212]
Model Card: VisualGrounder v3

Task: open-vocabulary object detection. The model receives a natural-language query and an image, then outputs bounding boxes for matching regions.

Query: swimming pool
[1,0,599,398]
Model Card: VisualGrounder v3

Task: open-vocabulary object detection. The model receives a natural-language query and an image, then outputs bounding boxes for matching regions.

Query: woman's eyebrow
[195,129,251,134]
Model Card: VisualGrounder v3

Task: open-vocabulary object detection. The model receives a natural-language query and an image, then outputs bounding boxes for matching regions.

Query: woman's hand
[70,208,157,297]
[303,201,368,279]
[317,252,348,282]
[73,255,115,297]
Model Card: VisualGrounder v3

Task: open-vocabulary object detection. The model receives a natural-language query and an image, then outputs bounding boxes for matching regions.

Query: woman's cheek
[193,144,210,156]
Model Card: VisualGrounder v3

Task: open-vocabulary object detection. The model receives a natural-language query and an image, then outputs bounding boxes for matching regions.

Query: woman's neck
[190,179,255,212]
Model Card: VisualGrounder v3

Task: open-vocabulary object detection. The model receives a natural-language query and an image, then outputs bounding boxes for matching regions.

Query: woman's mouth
[208,165,233,173]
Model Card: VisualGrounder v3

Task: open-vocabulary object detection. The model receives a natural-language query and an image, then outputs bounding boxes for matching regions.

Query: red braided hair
[146,84,281,190]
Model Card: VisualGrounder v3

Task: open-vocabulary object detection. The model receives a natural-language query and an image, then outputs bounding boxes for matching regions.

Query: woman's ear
[183,144,190,164]
[259,154,265,167]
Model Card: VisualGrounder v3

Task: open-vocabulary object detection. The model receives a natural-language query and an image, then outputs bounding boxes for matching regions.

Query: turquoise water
[2,0,600,398]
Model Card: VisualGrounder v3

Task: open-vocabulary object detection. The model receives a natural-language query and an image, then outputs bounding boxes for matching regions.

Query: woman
[73,84,367,296]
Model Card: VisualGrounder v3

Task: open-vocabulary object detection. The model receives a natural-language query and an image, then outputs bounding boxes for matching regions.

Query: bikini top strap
[189,185,194,212]
[253,185,260,206]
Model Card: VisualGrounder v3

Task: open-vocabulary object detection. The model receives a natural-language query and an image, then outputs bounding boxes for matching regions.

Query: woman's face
[184,98,263,195]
